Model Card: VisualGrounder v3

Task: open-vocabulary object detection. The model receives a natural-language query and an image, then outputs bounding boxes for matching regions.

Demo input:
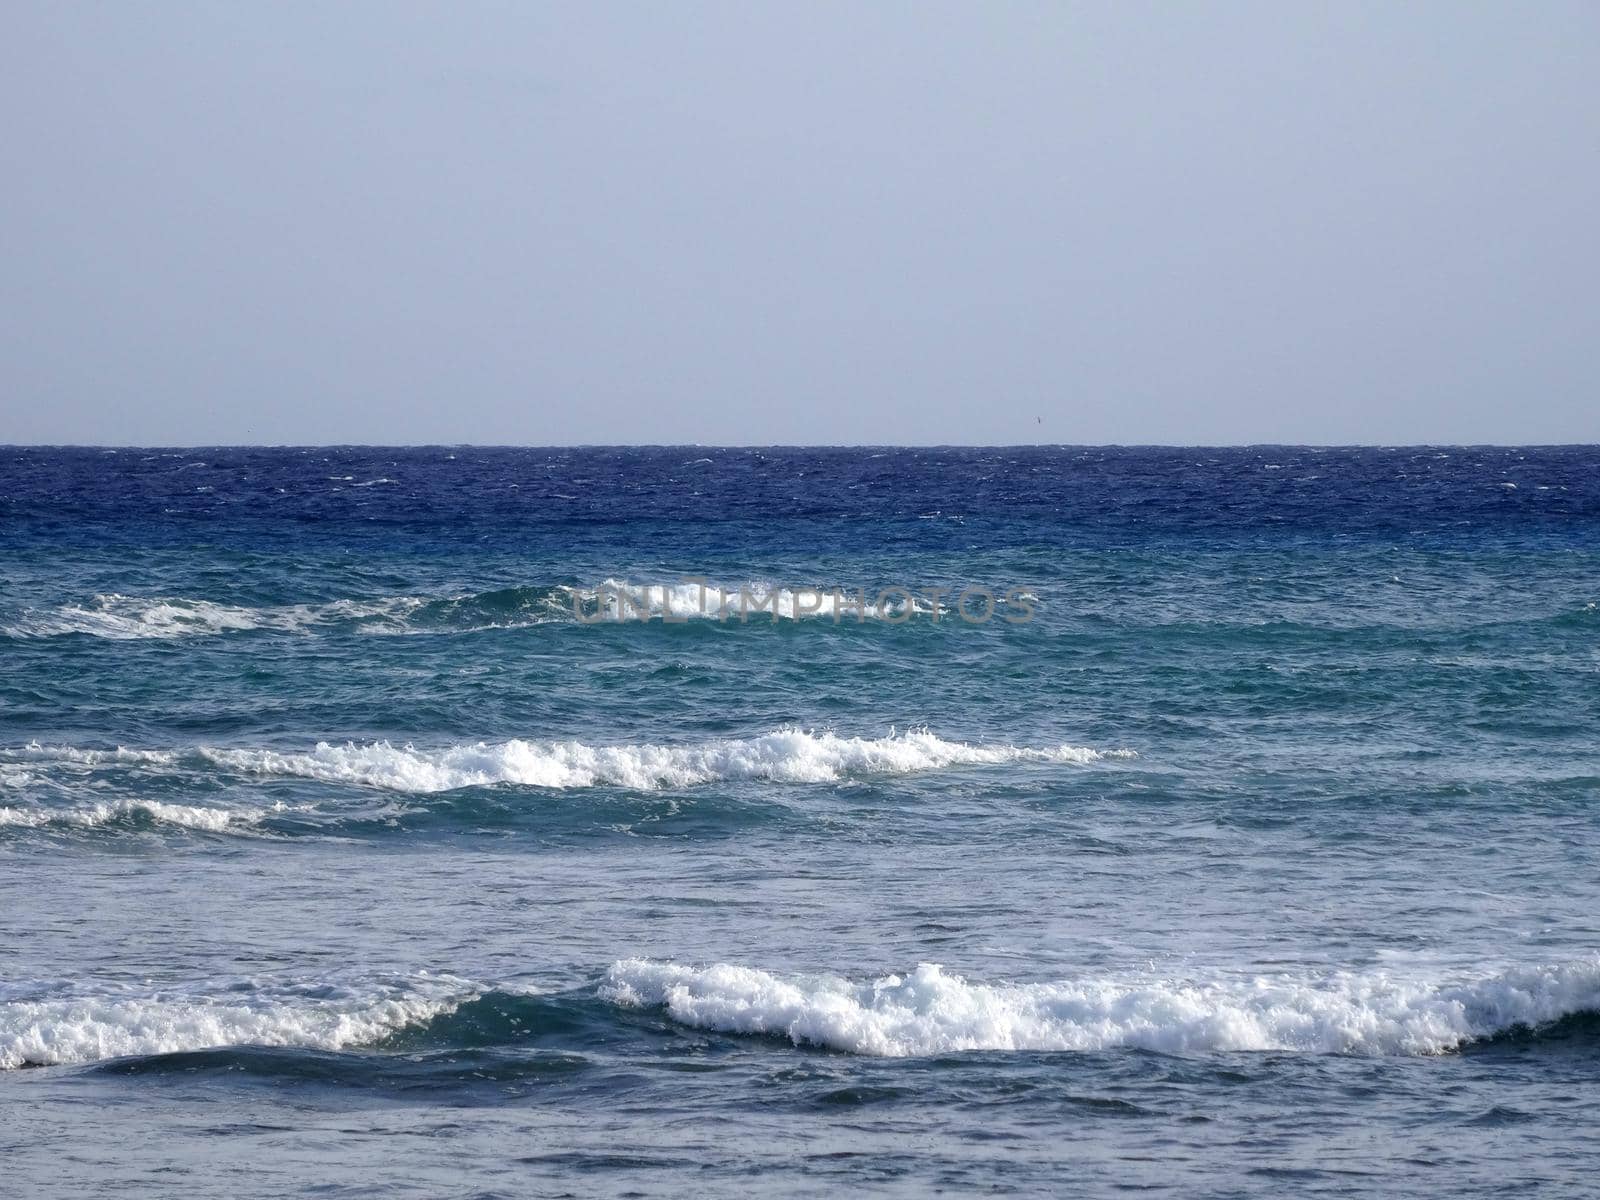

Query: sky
[3,2,1596,446]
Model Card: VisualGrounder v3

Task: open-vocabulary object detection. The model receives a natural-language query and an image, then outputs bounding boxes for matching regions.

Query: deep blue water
[3,446,1599,1197]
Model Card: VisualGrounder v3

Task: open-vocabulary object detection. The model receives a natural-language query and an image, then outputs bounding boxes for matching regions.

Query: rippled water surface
[3,446,1598,1196]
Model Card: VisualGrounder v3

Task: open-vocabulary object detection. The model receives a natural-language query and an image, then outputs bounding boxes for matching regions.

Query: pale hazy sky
[3,2,1596,445]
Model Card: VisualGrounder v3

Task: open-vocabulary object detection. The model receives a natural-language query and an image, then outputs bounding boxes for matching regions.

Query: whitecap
[2,581,947,640]
[2,595,418,640]
[0,798,291,834]
[7,743,181,768]
[0,975,474,1069]
[197,729,1130,793]
[601,957,1600,1057]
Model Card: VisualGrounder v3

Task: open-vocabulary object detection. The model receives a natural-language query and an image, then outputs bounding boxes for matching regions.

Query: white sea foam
[3,580,938,640]
[3,594,415,640]
[601,957,1600,1057]
[0,765,36,789]
[5,743,181,769]
[0,799,285,833]
[197,729,1130,793]
[0,976,473,1069]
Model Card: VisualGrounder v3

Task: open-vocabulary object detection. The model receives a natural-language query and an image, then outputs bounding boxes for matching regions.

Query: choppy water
[3,446,1598,1197]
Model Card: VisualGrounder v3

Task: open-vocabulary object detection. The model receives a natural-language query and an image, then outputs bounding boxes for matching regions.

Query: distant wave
[385,580,916,632]
[601,957,1600,1057]
[6,730,1133,794]
[1,594,417,640]
[0,581,944,640]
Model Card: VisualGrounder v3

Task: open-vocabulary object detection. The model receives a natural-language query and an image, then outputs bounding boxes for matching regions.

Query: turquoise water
[3,446,1599,1196]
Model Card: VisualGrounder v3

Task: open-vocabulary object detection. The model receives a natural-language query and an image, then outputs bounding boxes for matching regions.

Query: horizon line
[6,441,1599,452]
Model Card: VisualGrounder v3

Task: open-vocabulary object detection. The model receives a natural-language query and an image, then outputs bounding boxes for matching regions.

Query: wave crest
[2,594,415,640]
[0,976,475,1070]
[0,799,292,834]
[198,729,1129,793]
[11,957,1597,1070]
[600,957,1600,1057]
[2,581,951,640]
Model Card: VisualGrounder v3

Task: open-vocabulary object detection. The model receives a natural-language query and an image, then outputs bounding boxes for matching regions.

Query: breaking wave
[9,956,1599,1071]
[0,975,476,1070]
[600,957,1600,1057]
[1,581,952,640]
[1,594,417,640]
[5,730,1130,794]
[0,799,294,834]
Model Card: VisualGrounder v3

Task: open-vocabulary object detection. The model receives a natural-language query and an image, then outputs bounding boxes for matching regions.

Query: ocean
[2,445,1598,1197]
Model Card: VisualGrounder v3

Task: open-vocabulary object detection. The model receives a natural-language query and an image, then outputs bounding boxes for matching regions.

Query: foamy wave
[0,976,473,1069]
[2,581,938,640]
[198,729,1130,793]
[0,799,291,834]
[3,594,415,640]
[6,730,1131,794]
[4,744,180,769]
[601,957,1600,1057]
